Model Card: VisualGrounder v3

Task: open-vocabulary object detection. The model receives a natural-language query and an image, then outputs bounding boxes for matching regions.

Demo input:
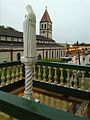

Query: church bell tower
[40,7,52,39]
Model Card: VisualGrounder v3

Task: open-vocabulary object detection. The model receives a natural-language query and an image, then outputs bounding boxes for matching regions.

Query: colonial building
[0,8,66,62]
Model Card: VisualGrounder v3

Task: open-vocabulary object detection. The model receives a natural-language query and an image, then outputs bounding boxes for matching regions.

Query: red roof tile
[40,8,52,23]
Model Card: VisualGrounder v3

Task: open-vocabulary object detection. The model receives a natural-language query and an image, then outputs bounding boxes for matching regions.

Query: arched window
[38,54,41,60]
[44,24,46,28]
[42,24,43,29]
[17,53,21,60]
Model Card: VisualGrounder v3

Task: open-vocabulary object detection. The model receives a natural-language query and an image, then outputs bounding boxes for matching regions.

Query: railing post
[33,65,37,79]
[48,67,52,83]
[15,65,19,82]
[66,69,70,87]
[20,64,23,80]
[73,70,77,89]
[81,71,85,90]
[11,66,15,83]
[38,65,41,80]
[1,67,5,86]
[60,68,64,86]
[54,67,58,84]
[6,67,10,85]
[43,66,46,82]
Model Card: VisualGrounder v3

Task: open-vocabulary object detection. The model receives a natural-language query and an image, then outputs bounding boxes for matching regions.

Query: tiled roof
[40,8,52,23]
[0,27,55,42]
[0,27,23,38]
[37,43,63,48]
[0,27,63,47]
[36,35,55,42]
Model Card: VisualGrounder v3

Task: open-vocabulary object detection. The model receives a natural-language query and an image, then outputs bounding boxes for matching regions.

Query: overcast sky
[0,0,90,44]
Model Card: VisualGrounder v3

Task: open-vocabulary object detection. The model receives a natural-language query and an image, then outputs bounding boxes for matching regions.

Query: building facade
[37,8,66,59]
[0,8,66,62]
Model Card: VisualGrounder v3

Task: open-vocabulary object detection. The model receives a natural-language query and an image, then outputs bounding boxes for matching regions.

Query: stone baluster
[70,71,74,87]
[48,67,52,83]
[66,69,70,87]
[81,71,85,90]
[33,65,37,79]
[15,65,19,81]
[60,68,64,86]
[54,67,58,84]
[73,70,77,89]
[43,66,46,82]
[6,67,10,85]
[1,67,5,86]
[38,65,41,80]
[11,66,15,83]
[20,64,23,80]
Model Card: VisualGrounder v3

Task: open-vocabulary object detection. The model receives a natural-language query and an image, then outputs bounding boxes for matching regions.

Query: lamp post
[10,43,13,61]
[77,41,80,65]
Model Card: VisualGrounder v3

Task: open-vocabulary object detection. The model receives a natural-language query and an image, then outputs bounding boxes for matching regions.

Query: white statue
[22,5,37,100]
[23,5,37,58]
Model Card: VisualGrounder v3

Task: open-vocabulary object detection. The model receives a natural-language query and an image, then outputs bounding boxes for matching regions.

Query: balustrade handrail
[0,60,22,68]
[0,60,24,87]
[36,60,90,71]
[0,90,88,120]
[34,60,90,92]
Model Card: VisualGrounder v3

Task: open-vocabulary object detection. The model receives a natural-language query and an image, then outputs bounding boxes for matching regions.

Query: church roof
[0,26,63,48]
[0,26,22,38]
[40,8,52,23]
[36,35,55,42]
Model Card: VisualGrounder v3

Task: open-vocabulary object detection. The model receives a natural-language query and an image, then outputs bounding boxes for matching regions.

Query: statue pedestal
[21,56,37,100]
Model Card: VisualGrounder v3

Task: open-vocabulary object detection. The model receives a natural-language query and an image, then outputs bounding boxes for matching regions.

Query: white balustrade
[6,67,10,85]
[20,64,23,80]
[38,65,41,80]
[54,67,58,84]
[33,65,37,79]
[11,66,15,83]
[1,67,5,87]
[48,66,52,83]
[43,66,46,82]
[81,71,85,90]
[15,65,19,82]
[60,68,64,86]
[66,69,70,87]
[73,70,77,89]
